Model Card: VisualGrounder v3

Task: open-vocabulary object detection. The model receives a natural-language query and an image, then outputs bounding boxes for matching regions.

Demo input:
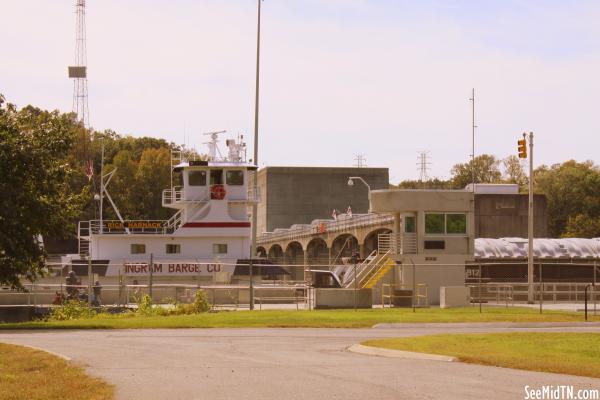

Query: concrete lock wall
[314,288,373,309]
[440,286,470,308]
[398,258,466,305]
[474,193,547,238]
[257,167,389,234]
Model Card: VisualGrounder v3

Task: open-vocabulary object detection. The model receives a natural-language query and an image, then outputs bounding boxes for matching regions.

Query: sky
[2,0,600,183]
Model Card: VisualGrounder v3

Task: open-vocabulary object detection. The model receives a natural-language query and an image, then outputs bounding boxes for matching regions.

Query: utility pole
[354,154,367,168]
[250,0,262,310]
[469,88,476,191]
[527,132,534,303]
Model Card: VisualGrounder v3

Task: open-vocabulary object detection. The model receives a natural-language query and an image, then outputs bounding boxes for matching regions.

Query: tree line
[396,154,600,238]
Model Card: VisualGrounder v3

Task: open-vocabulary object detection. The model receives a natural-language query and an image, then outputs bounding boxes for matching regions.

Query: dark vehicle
[308,270,342,288]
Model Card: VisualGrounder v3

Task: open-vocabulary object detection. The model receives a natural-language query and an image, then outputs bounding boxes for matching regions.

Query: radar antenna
[203,130,227,161]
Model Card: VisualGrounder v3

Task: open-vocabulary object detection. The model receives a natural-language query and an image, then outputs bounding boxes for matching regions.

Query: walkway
[1,324,599,400]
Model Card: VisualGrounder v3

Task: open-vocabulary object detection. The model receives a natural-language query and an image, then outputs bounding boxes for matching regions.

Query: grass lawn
[0,307,597,329]
[362,333,600,378]
[0,343,113,400]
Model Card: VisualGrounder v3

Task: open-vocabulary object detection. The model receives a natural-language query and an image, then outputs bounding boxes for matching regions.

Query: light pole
[347,177,371,212]
[249,0,262,310]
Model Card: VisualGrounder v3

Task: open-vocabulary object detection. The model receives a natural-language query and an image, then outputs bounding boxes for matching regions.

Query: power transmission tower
[68,0,89,127]
[354,154,367,168]
[417,151,431,182]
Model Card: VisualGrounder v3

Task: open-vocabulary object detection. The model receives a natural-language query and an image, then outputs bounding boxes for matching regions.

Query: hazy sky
[2,1,600,183]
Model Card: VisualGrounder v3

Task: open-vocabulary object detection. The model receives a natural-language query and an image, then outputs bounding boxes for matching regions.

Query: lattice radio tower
[68,0,89,127]
[417,151,431,182]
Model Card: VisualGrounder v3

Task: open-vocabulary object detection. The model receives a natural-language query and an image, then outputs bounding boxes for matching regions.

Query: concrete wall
[257,167,389,234]
[474,194,547,238]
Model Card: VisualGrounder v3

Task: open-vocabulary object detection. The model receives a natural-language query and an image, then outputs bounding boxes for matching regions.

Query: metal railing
[342,250,390,289]
[467,283,514,307]
[80,220,172,235]
[0,281,310,310]
[378,232,417,254]
[381,283,429,308]
[258,213,394,244]
[162,185,260,206]
[467,282,599,307]
[162,186,184,206]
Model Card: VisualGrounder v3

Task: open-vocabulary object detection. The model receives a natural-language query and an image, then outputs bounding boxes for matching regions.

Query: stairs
[362,257,395,289]
[341,250,394,289]
[78,220,91,258]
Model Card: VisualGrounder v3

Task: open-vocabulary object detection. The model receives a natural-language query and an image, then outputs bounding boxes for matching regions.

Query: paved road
[1,323,600,400]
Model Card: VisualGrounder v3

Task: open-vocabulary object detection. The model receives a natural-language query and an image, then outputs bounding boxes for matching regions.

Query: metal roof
[475,238,600,259]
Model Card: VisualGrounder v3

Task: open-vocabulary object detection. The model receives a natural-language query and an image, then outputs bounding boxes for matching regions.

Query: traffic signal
[517,138,527,159]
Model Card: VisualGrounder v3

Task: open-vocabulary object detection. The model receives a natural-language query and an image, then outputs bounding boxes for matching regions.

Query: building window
[425,213,467,235]
[189,171,206,186]
[131,244,146,254]
[446,213,467,234]
[166,244,181,254]
[210,169,223,185]
[226,170,244,186]
[404,216,416,233]
[425,213,445,234]
[213,244,228,254]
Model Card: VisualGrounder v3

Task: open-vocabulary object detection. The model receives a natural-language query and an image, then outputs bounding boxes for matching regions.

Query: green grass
[0,343,113,400]
[363,333,600,378]
[0,307,598,330]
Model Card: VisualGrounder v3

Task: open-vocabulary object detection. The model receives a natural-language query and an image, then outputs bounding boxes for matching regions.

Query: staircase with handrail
[342,250,393,289]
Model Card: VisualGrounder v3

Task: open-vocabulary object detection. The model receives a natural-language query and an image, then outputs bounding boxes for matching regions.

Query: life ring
[211,184,226,200]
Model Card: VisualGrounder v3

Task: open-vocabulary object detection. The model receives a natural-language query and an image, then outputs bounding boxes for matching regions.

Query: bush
[50,300,96,321]
[191,289,211,313]
[134,291,210,316]
[136,294,155,316]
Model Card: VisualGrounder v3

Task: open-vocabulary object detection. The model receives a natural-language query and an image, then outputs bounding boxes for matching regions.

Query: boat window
[189,171,206,186]
[166,244,181,254]
[226,170,244,186]
[212,244,228,254]
[210,170,223,185]
[131,244,146,254]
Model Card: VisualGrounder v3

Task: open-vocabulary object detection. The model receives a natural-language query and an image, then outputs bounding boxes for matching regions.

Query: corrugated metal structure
[475,238,600,259]
[471,238,600,283]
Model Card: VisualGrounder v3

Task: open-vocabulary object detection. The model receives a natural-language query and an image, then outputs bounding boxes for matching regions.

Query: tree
[534,160,600,237]
[134,147,172,220]
[502,155,527,188]
[397,178,453,189]
[0,96,86,288]
[450,154,502,189]
[563,214,600,238]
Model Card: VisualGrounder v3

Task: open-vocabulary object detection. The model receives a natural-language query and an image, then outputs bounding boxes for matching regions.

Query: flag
[84,159,94,181]
[332,209,338,220]
[346,206,352,217]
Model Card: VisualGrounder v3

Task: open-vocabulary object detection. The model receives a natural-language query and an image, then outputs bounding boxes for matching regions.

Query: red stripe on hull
[182,222,251,228]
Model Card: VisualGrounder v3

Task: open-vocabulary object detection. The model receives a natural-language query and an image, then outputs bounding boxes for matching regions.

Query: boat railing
[84,220,171,235]
[162,186,184,206]
[163,209,183,232]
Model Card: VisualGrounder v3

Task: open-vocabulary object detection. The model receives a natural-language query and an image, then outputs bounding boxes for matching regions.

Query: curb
[17,344,72,361]
[347,344,456,362]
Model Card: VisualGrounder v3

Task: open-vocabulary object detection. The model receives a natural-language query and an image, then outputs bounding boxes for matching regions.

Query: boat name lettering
[123,263,222,274]
[106,221,162,230]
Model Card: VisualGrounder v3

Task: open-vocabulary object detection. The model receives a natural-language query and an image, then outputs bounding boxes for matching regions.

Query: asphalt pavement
[1,323,600,400]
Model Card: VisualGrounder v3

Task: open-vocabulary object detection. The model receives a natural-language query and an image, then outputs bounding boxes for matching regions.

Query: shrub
[136,294,154,316]
[50,300,96,321]
[191,289,211,313]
